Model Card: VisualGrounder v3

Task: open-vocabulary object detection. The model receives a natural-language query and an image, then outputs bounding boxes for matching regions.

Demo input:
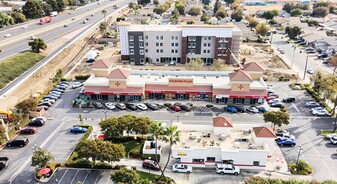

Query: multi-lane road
[0,0,132,61]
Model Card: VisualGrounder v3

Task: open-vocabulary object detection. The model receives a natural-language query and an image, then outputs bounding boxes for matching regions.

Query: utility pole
[303,53,309,80]
[291,45,296,68]
[296,145,303,166]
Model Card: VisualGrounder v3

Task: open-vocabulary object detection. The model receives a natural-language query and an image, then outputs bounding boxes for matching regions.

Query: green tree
[186,57,204,71]
[0,13,14,28]
[263,111,290,129]
[56,0,66,12]
[330,55,337,75]
[215,6,227,19]
[101,9,107,20]
[16,98,37,115]
[118,114,137,136]
[153,3,169,15]
[204,4,212,11]
[283,3,293,13]
[175,1,186,15]
[213,0,222,13]
[310,70,324,94]
[31,147,54,168]
[202,0,210,5]
[22,0,42,19]
[262,10,279,20]
[231,7,243,21]
[255,23,270,36]
[188,6,201,16]
[29,38,47,53]
[160,126,180,180]
[312,6,329,17]
[99,117,123,138]
[42,3,53,16]
[6,113,23,125]
[210,59,227,71]
[150,122,164,164]
[200,13,210,23]
[133,117,153,136]
[313,2,330,8]
[11,12,27,23]
[46,0,58,11]
[285,26,301,39]
[128,2,138,10]
[290,8,302,17]
[111,167,141,183]
[99,21,108,36]
[248,18,258,28]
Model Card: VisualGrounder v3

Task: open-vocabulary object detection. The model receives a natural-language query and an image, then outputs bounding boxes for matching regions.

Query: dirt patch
[243,4,283,14]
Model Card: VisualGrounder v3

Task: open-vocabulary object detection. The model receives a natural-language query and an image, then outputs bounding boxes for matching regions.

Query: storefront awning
[145,85,213,94]
[213,89,267,99]
[84,86,144,96]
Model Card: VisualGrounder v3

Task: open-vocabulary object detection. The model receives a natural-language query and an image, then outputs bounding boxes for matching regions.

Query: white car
[40,99,55,104]
[72,82,83,89]
[4,33,11,37]
[330,136,337,145]
[22,25,28,29]
[136,104,148,111]
[306,101,320,108]
[276,132,296,141]
[306,68,314,74]
[50,91,62,95]
[216,164,240,175]
[268,98,280,104]
[105,102,116,110]
[172,164,192,173]
[246,106,259,113]
[312,108,329,116]
[325,134,337,139]
[32,117,47,122]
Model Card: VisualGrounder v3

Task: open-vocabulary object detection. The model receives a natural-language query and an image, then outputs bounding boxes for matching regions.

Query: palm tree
[150,122,164,164]
[160,125,180,181]
[101,9,107,21]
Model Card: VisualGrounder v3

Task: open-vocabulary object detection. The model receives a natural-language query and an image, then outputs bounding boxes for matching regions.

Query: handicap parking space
[48,168,111,184]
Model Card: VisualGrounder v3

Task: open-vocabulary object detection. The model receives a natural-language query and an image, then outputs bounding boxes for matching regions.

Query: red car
[20,127,37,134]
[170,105,181,111]
[266,96,276,101]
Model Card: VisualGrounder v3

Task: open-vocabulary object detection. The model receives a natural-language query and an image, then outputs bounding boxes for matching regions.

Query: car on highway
[330,136,337,145]
[146,103,158,110]
[277,48,285,54]
[105,102,116,110]
[126,103,137,111]
[116,103,126,110]
[306,68,314,74]
[246,106,259,113]
[142,159,160,171]
[4,33,11,37]
[72,82,83,89]
[306,101,320,108]
[270,102,284,108]
[172,164,192,173]
[22,25,28,29]
[70,126,87,133]
[277,138,296,147]
[216,164,240,175]
[83,19,87,24]
[257,106,268,113]
[30,35,37,40]
[136,104,148,111]
[225,106,237,113]
[20,127,37,134]
[311,108,330,116]
[282,97,295,103]
[6,138,29,147]
[92,102,104,109]
[180,105,191,112]
[170,105,181,111]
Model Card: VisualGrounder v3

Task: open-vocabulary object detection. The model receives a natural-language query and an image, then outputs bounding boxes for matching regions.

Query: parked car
[257,106,268,113]
[318,53,328,59]
[136,104,148,111]
[268,93,279,98]
[225,106,237,113]
[56,85,66,90]
[275,132,295,141]
[306,68,314,74]
[40,99,55,104]
[38,101,52,107]
[44,95,58,100]
[311,108,329,116]
[146,103,158,110]
[52,88,65,93]
[266,88,274,94]
[105,102,115,110]
[92,102,104,109]
[172,164,192,173]
[49,93,61,98]
[233,105,246,113]
[270,102,284,108]
[282,97,295,103]
[116,103,126,110]
[266,96,277,101]
[278,48,285,54]
[6,138,29,147]
[28,119,45,126]
[37,105,49,110]
[330,136,337,145]
[180,105,191,112]
[277,138,296,147]
[79,88,85,94]
[126,103,137,111]
[325,133,337,140]
[20,127,37,134]
[306,101,320,108]
[246,106,259,113]
[268,98,280,104]
[60,81,69,85]
[50,91,62,95]
[72,82,83,89]
[216,164,240,175]
[170,105,181,111]
[32,117,47,123]
[70,126,87,133]
[142,159,160,171]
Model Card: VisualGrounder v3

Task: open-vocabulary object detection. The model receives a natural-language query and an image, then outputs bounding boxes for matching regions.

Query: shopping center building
[83,59,267,104]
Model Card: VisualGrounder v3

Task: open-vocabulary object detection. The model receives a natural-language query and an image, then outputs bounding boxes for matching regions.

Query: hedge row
[303,86,333,113]
[74,74,90,80]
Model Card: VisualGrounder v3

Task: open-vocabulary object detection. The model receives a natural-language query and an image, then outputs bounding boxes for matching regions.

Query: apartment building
[118,22,241,65]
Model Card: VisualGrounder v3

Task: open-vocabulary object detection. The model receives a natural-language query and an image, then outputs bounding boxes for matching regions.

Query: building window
[208,36,211,40]
[204,37,207,40]
[156,49,159,53]
[145,36,148,40]
[175,50,178,53]
[203,50,206,53]
[129,42,134,48]
[188,36,196,41]
[208,43,211,47]
[140,49,144,55]
[145,42,148,46]
[171,43,174,47]
[175,36,178,40]
[156,58,159,62]
[156,36,159,40]
[156,43,159,46]
[192,159,204,163]
[145,49,148,53]
[160,36,163,40]
[203,43,207,47]
[177,58,181,63]
[207,50,210,53]
[160,43,163,46]
[129,36,134,41]
[188,43,196,48]
[253,161,260,166]
[175,43,178,47]
[130,58,135,63]
[206,157,216,162]
[160,49,163,53]
[139,42,144,48]
[171,49,174,53]
[188,49,195,54]
[171,36,174,40]
[139,36,143,41]
[130,49,134,55]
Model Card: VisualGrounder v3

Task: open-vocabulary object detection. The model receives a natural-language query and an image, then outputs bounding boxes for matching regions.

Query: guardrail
[0,4,129,97]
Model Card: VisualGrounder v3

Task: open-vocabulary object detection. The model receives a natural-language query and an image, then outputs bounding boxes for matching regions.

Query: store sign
[0,114,7,119]
[169,78,193,87]
[177,152,187,156]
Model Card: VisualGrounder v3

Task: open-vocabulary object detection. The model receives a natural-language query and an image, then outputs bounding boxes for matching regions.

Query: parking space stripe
[70,169,80,184]
[94,170,102,184]
[59,169,69,183]
[82,170,90,184]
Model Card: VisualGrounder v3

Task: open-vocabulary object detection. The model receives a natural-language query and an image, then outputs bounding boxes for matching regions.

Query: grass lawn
[123,141,142,154]
[0,52,45,89]
[321,130,336,136]
[137,170,159,180]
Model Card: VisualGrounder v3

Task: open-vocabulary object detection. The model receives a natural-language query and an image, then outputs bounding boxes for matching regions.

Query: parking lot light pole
[291,45,296,68]
[103,109,107,120]
[296,145,303,166]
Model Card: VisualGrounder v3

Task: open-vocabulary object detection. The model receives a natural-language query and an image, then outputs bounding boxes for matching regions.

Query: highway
[0,0,128,61]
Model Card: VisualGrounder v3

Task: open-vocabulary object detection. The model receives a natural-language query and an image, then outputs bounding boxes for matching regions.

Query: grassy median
[0,52,45,89]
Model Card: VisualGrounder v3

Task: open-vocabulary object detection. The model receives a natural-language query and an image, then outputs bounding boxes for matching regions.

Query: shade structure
[39,168,51,175]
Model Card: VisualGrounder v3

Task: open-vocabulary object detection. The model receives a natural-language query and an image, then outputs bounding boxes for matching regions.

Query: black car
[43,95,58,100]
[270,102,284,108]
[126,103,137,111]
[180,105,191,112]
[146,103,158,110]
[28,119,45,126]
[92,102,104,109]
[56,85,66,90]
[318,53,328,59]
[282,97,295,103]
[6,138,29,147]
[86,59,95,63]
[142,159,160,171]
[233,105,246,113]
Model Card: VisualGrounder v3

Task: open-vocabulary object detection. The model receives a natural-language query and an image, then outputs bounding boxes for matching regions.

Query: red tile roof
[84,86,144,95]
[243,62,265,72]
[213,116,233,127]
[253,127,276,138]
[229,69,253,82]
[107,68,130,79]
[91,59,112,69]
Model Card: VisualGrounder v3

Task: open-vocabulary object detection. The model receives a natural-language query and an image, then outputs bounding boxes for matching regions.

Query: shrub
[186,102,193,107]
[141,154,160,162]
[164,103,171,107]
[70,158,92,168]
[289,160,313,175]
[206,104,213,108]
[93,162,112,169]
[105,136,146,143]
[46,161,62,172]
[280,107,288,112]
[74,74,90,80]
[174,102,181,106]
[132,166,137,170]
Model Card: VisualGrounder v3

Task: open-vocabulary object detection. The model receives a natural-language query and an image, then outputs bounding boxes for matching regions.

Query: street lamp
[296,145,303,166]
[103,109,107,120]
[303,53,309,80]
[291,45,296,68]
[175,115,182,122]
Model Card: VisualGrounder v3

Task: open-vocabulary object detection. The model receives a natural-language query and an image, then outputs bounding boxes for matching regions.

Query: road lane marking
[82,171,90,184]
[9,120,66,183]
[292,103,300,112]
[94,170,102,184]
[70,169,80,184]
[59,169,69,183]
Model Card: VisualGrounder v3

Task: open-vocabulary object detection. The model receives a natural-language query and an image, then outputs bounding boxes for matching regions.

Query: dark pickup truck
[0,157,9,170]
